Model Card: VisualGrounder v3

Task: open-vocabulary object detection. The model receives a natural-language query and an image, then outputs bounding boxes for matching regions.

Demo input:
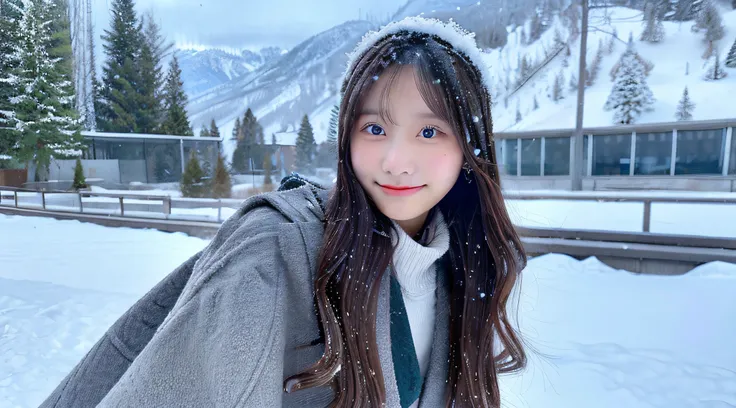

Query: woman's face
[350,66,464,235]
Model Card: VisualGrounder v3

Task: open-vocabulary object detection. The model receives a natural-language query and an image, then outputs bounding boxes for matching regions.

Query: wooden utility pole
[571,0,589,191]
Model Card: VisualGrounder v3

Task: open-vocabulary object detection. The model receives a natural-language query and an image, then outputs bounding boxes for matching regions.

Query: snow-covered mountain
[186,20,376,160]
[177,46,286,97]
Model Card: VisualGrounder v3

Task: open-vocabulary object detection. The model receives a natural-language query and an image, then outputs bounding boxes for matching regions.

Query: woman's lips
[377,183,425,197]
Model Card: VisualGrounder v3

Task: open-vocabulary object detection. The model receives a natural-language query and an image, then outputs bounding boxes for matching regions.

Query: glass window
[183,139,219,177]
[521,138,541,176]
[145,139,182,183]
[504,138,518,176]
[635,131,672,175]
[494,139,503,173]
[592,134,631,176]
[675,128,726,175]
[544,136,570,176]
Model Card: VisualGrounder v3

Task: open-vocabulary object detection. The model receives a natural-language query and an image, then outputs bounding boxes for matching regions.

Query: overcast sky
[92,0,406,51]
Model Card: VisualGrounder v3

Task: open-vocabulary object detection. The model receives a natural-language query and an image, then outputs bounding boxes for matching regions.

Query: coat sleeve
[39,205,291,408]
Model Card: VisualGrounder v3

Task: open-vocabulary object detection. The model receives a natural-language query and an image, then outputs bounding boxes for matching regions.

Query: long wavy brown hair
[284,29,527,407]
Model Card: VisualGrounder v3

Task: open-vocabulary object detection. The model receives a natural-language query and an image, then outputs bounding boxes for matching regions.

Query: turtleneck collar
[389,210,450,299]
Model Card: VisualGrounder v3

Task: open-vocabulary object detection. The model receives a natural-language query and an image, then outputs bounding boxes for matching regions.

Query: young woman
[41,17,526,408]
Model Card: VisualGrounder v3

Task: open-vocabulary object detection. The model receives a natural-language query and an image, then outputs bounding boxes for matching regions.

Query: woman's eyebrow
[359,109,443,121]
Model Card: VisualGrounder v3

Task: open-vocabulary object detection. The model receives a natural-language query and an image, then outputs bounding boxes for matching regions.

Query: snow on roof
[344,16,493,94]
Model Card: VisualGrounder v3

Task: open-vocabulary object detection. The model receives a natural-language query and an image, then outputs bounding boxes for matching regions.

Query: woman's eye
[421,127,437,139]
[365,124,385,135]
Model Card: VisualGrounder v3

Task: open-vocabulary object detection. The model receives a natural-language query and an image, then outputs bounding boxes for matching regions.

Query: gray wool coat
[39,186,452,408]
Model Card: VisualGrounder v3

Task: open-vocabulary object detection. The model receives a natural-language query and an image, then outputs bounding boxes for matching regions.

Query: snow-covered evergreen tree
[0,0,23,143]
[586,42,604,86]
[199,124,210,137]
[9,0,83,180]
[725,37,736,68]
[668,0,701,21]
[675,87,695,121]
[529,11,544,43]
[532,95,539,110]
[611,33,654,80]
[569,73,578,92]
[703,52,728,80]
[607,32,617,55]
[295,114,316,174]
[641,2,665,43]
[604,42,656,125]
[515,101,522,123]
[694,0,724,43]
[161,55,192,136]
[551,71,564,102]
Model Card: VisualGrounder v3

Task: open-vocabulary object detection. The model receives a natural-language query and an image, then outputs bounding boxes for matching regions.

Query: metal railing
[504,191,736,233]
[0,187,243,223]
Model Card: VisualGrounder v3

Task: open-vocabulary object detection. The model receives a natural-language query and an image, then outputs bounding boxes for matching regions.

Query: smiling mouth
[378,184,424,190]
[376,183,426,196]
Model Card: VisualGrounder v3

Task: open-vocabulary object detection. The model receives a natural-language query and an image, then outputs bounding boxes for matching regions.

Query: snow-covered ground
[1,213,735,407]
[506,199,736,238]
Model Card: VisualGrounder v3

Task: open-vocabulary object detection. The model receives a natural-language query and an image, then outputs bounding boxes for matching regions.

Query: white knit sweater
[389,210,450,386]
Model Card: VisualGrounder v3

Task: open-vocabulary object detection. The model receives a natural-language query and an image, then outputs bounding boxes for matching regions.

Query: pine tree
[529,11,544,43]
[209,118,220,138]
[604,43,656,124]
[726,37,736,68]
[551,72,564,102]
[295,114,316,174]
[97,0,143,132]
[703,52,728,80]
[611,34,654,80]
[137,12,165,134]
[232,108,263,173]
[694,0,724,44]
[519,55,531,81]
[669,0,701,21]
[10,0,84,180]
[181,150,205,197]
[675,87,695,121]
[515,102,522,123]
[73,158,87,189]
[569,73,578,92]
[641,2,665,43]
[0,0,23,142]
[607,32,616,55]
[586,43,604,87]
[199,124,210,137]
[161,55,192,136]
[211,153,231,198]
[231,117,241,141]
[532,95,539,110]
